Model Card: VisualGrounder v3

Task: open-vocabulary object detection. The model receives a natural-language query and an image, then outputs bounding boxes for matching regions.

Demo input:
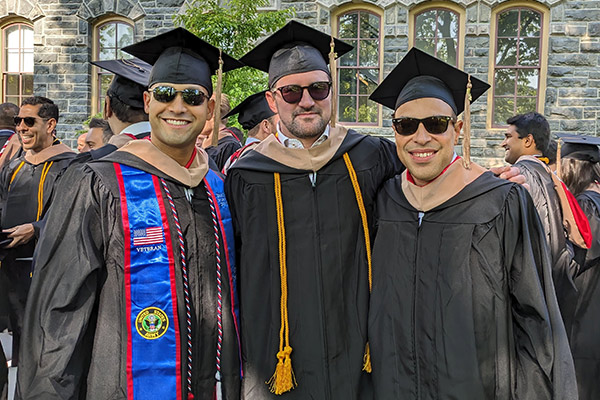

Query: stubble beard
[284,107,328,140]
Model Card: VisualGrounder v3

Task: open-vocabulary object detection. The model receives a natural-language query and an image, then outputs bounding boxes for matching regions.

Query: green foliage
[174,0,294,117]
[75,112,103,136]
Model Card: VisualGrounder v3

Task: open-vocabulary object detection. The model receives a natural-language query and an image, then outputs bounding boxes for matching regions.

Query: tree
[174,0,294,110]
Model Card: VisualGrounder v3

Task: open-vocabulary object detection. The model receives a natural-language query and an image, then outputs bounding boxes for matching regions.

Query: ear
[523,134,535,149]
[46,118,57,135]
[265,90,278,114]
[104,96,112,119]
[206,97,215,121]
[143,91,151,114]
[453,120,463,146]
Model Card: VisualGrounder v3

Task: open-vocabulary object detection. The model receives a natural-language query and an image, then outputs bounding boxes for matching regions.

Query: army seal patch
[135,307,169,340]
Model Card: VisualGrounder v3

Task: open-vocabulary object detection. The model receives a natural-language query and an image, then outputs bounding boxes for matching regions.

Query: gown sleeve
[503,184,577,400]
[577,194,600,272]
[15,166,107,400]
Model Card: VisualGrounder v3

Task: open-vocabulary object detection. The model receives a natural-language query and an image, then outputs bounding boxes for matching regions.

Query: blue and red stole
[114,163,240,400]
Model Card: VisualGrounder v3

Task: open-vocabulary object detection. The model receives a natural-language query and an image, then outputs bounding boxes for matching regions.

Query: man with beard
[226,21,403,399]
[368,48,576,399]
[0,96,75,367]
[16,28,243,400]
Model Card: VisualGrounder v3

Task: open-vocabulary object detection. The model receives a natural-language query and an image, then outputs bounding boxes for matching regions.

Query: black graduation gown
[206,135,242,171]
[515,158,579,330]
[569,190,600,400]
[16,149,241,400]
[369,171,577,400]
[225,128,402,399]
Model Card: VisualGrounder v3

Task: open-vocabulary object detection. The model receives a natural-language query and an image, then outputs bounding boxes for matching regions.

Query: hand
[489,166,530,191]
[3,223,35,248]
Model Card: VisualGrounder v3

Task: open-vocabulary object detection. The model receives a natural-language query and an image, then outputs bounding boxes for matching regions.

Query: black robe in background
[226,128,402,399]
[206,135,241,171]
[369,171,577,399]
[16,150,241,399]
[569,190,600,400]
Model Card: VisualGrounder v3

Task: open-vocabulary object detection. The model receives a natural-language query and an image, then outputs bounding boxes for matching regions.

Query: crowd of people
[0,20,598,400]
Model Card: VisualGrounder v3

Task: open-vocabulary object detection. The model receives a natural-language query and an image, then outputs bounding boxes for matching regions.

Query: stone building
[0,0,598,166]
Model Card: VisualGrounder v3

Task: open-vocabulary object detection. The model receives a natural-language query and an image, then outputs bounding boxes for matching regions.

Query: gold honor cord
[462,75,472,170]
[36,161,53,221]
[9,160,25,188]
[329,35,338,128]
[342,153,372,372]
[212,50,224,147]
[268,172,297,394]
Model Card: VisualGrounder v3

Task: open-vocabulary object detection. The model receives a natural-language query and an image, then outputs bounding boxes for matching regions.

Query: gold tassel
[329,35,338,128]
[462,75,473,169]
[267,345,296,395]
[212,50,224,147]
[362,342,372,373]
[557,138,563,180]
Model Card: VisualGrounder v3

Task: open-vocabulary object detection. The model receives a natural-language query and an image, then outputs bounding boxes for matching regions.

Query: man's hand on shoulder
[3,223,35,248]
[489,166,530,191]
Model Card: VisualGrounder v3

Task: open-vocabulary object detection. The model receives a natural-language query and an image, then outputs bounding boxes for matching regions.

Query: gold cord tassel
[343,153,372,373]
[329,35,338,128]
[557,138,563,180]
[212,50,224,147]
[267,173,297,395]
[462,75,473,169]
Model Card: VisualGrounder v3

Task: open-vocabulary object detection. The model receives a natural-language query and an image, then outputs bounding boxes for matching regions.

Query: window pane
[358,97,378,123]
[359,40,378,67]
[99,23,116,50]
[415,10,437,38]
[496,38,517,66]
[339,96,357,122]
[339,13,358,39]
[22,50,34,72]
[22,27,33,48]
[516,97,537,114]
[415,38,436,56]
[436,38,457,66]
[360,12,379,39]
[494,97,515,126]
[5,96,19,105]
[520,9,541,37]
[358,69,378,95]
[519,38,540,66]
[117,23,134,50]
[495,69,516,96]
[5,26,20,48]
[6,49,19,72]
[22,74,33,95]
[498,9,519,37]
[516,69,538,97]
[437,10,458,38]
[5,75,19,95]
[339,69,357,95]
[339,40,357,66]
[99,48,115,61]
[100,74,113,97]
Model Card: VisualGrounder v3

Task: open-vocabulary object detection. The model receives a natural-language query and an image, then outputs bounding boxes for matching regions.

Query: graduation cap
[240,20,353,88]
[91,57,151,109]
[122,27,243,96]
[224,91,275,131]
[369,47,490,168]
[558,135,600,163]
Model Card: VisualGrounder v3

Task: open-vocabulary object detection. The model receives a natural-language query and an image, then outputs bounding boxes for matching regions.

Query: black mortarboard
[559,135,600,162]
[369,47,490,115]
[91,57,151,109]
[122,27,243,96]
[240,21,353,87]
[225,91,275,131]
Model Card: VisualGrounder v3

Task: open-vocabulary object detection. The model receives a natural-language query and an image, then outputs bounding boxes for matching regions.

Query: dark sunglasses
[150,86,208,106]
[14,116,46,127]
[392,116,455,136]
[273,81,332,104]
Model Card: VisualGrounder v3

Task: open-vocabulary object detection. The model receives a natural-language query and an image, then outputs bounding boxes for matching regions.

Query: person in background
[0,103,21,170]
[201,93,241,170]
[559,135,600,400]
[84,118,113,150]
[76,132,88,152]
[544,138,558,172]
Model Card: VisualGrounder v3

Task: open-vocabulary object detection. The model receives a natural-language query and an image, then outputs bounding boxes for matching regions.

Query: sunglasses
[14,116,46,128]
[273,81,332,104]
[392,116,455,136]
[150,86,208,106]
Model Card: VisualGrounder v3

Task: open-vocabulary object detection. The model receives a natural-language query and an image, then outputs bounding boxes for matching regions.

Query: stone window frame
[487,1,549,130]
[91,15,136,115]
[0,18,34,105]
[331,3,384,127]
[408,1,466,69]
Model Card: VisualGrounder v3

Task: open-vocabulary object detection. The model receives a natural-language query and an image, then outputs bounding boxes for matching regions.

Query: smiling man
[0,96,75,367]
[368,48,577,399]
[16,29,243,400]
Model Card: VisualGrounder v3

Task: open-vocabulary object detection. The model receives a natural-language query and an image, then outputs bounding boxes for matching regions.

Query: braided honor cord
[160,178,194,399]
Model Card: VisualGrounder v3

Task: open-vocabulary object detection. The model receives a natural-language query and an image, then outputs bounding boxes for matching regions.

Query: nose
[297,87,316,108]
[167,92,187,114]
[412,122,431,145]
[500,137,508,148]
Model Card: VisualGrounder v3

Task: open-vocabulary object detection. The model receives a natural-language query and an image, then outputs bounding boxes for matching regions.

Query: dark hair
[506,112,550,154]
[247,114,278,138]
[561,158,600,196]
[21,96,59,122]
[107,93,148,123]
[543,139,557,165]
[0,102,19,129]
[88,118,113,145]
